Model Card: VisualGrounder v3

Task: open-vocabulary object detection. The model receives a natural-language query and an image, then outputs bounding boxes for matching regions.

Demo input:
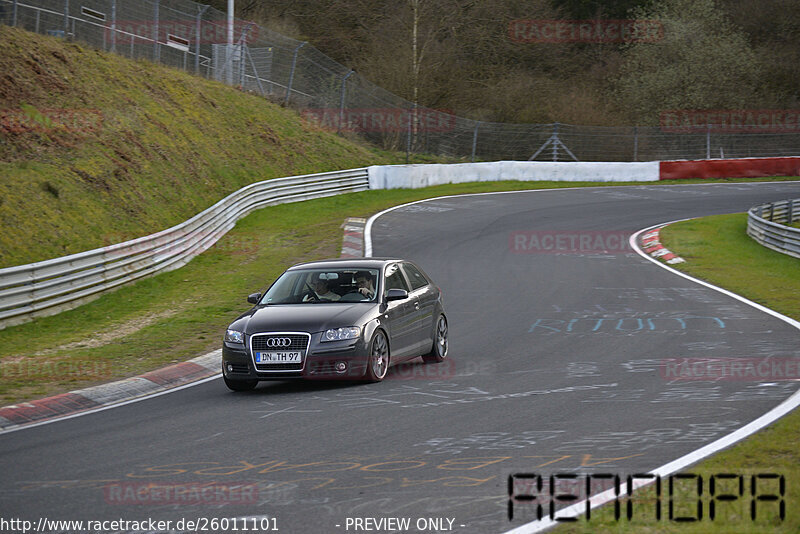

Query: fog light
[227,364,233,373]
[335,361,347,373]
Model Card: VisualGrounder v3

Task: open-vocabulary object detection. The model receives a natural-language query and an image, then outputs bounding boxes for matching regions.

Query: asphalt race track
[1,182,799,534]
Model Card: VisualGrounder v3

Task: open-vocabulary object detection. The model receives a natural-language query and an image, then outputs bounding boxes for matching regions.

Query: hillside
[224,0,800,125]
[0,26,404,268]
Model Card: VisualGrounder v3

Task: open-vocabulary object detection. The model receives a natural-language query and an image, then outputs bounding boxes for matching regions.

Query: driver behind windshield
[354,271,375,299]
[304,273,341,302]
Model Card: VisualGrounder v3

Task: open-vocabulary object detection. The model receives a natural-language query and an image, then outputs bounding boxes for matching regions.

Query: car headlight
[322,326,361,342]
[225,329,244,344]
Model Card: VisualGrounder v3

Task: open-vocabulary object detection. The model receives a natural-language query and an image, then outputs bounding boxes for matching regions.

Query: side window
[384,263,409,296]
[401,263,429,291]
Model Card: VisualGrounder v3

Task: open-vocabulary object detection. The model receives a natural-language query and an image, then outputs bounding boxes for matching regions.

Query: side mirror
[247,292,261,304]
[385,288,408,302]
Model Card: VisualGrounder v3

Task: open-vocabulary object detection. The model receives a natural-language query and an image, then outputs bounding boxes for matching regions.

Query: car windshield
[260,268,380,305]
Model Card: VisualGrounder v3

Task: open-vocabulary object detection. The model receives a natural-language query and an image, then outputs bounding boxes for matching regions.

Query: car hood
[236,303,376,334]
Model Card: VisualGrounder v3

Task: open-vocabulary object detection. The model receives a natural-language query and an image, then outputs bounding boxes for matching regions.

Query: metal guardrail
[0,169,369,329]
[747,198,800,259]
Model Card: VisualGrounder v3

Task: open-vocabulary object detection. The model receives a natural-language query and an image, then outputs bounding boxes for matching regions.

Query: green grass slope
[0,26,403,268]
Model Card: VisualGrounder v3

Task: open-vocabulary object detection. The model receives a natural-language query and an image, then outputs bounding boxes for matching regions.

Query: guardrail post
[788,199,794,224]
[63,0,69,35]
[12,0,17,26]
[284,41,306,106]
[471,121,480,163]
[337,70,354,134]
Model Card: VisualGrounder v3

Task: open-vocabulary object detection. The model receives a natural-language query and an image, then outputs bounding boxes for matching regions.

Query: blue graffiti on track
[529,316,726,334]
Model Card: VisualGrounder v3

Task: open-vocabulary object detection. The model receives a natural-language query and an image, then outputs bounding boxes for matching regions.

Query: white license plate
[255,351,302,363]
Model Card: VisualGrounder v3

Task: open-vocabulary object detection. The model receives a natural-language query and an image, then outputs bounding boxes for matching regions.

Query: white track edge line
[630,220,800,331]
[0,374,221,435]
[502,217,800,533]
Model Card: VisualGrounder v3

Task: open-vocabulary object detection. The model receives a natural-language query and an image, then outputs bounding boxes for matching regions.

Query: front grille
[252,334,309,352]
[258,363,304,371]
[250,332,310,372]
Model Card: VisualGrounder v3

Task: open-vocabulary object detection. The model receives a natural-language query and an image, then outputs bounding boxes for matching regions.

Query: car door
[382,263,415,359]
[401,262,436,354]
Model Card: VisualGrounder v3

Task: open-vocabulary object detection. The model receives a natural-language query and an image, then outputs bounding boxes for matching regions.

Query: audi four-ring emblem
[265,337,293,347]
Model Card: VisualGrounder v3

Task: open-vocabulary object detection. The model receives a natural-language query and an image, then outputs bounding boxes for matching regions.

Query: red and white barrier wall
[367,157,800,189]
[660,156,800,180]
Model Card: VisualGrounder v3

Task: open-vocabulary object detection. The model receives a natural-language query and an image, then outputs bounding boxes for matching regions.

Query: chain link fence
[3,0,800,162]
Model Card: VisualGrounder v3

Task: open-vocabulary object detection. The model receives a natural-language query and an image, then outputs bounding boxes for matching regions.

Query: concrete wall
[367,161,661,189]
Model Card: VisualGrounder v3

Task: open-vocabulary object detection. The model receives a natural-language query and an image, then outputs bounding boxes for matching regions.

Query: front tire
[365,330,390,382]
[422,314,448,363]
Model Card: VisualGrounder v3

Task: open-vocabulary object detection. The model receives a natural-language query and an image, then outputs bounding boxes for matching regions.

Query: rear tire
[365,330,390,382]
[223,374,258,392]
[422,314,448,363]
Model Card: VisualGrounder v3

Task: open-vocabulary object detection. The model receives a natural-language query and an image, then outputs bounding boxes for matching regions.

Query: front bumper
[222,334,370,380]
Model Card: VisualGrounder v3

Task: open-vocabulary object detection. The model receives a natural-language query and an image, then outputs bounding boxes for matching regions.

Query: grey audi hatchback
[221,258,448,390]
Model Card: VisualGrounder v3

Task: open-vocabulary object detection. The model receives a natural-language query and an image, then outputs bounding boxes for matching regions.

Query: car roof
[287,258,405,271]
